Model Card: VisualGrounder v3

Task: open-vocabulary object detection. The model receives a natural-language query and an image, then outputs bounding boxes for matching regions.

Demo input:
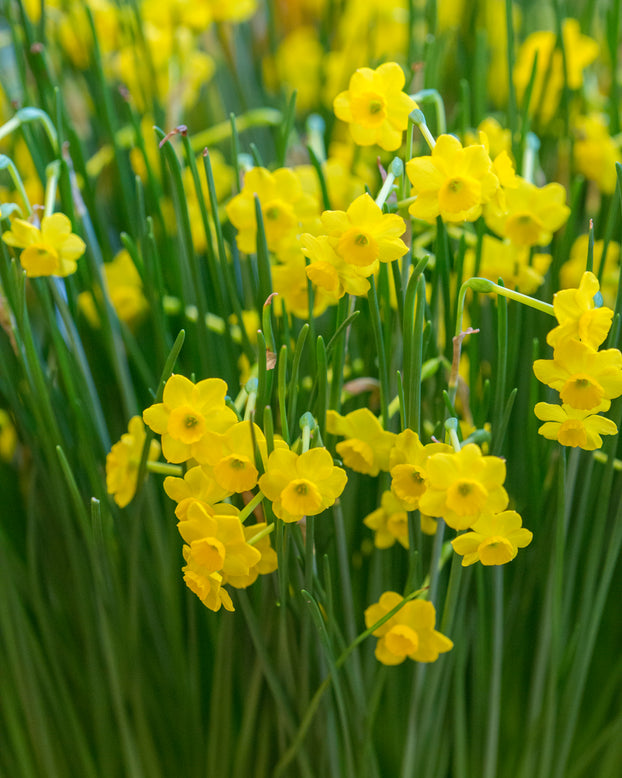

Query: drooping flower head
[106,416,161,508]
[333,62,418,151]
[389,429,453,511]
[547,271,613,350]
[363,491,410,550]
[327,408,397,476]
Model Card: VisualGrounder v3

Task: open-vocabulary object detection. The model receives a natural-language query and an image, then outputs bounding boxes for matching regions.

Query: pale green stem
[522,132,541,183]
[145,461,183,476]
[239,491,265,523]
[0,154,32,216]
[592,451,622,470]
[446,419,462,452]
[410,108,437,151]
[245,519,274,545]
[190,108,283,151]
[43,161,60,218]
[300,411,315,453]
[411,89,447,135]
[375,157,404,208]
[0,108,58,154]
[306,114,326,163]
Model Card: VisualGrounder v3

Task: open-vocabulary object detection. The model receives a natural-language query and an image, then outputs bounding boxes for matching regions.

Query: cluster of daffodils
[330,410,532,665]
[106,375,347,612]
[533,272,622,451]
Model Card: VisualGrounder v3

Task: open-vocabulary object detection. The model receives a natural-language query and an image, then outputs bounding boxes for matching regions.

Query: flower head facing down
[2,213,86,277]
[333,63,417,151]
[418,443,509,530]
[451,510,533,566]
[364,592,453,665]
[258,447,347,523]
[534,402,618,450]
[389,429,453,510]
[363,490,409,550]
[406,134,500,223]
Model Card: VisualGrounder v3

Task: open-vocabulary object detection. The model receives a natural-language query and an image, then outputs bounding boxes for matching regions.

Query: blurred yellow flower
[327,408,397,476]
[333,62,417,151]
[106,416,161,508]
[79,249,148,329]
[363,490,409,549]
[223,522,278,588]
[484,177,570,247]
[2,214,86,278]
[182,552,234,612]
[573,114,622,195]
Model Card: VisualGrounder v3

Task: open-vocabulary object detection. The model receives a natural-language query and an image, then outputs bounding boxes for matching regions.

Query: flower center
[385,625,419,657]
[478,536,515,565]
[446,478,489,515]
[560,373,604,410]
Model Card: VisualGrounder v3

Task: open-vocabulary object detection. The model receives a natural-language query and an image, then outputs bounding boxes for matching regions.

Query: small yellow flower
[534,402,618,450]
[327,408,397,476]
[364,592,453,665]
[143,375,237,464]
[258,447,347,523]
[195,420,268,492]
[462,234,551,294]
[333,62,417,151]
[484,177,570,247]
[79,249,148,329]
[182,550,234,613]
[178,502,262,579]
[363,491,409,550]
[271,248,337,320]
[406,135,499,223]
[418,444,509,531]
[301,234,372,298]
[533,340,622,411]
[560,236,621,309]
[451,510,533,566]
[106,416,161,508]
[225,167,318,255]
[223,522,278,588]
[547,272,613,350]
[318,193,408,268]
[573,114,622,195]
[389,429,453,510]
[163,465,231,520]
[2,214,86,278]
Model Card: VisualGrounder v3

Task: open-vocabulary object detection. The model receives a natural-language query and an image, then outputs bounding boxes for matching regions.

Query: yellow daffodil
[513,19,598,125]
[327,408,397,476]
[547,272,613,350]
[534,402,618,450]
[451,510,533,566]
[363,491,410,550]
[302,233,373,298]
[560,236,621,309]
[164,465,231,520]
[2,214,86,278]
[225,167,318,255]
[143,375,237,463]
[223,523,278,588]
[178,502,261,581]
[406,134,499,223]
[484,177,570,247]
[182,551,234,612]
[389,429,453,510]
[271,249,337,319]
[194,420,268,492]
[105,416,161,508]
[258,447,347,523]
[317,193,408,268]
[364,592,453,665]
[79,249,148,329]
[573,114,622,195]
[533,340,622,411]
[418,444,509,530]
[333,62,417,151]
